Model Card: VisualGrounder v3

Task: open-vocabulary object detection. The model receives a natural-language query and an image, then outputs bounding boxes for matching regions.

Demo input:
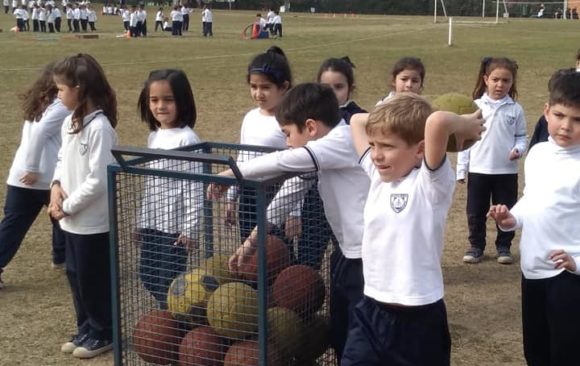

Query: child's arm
[509,107,527,160]
[424,110,484,169]
[349,113,370,157]
[456,149,470,183]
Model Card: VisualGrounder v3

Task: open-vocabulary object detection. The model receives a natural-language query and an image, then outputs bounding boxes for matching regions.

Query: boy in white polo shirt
[488,69,580,366]
[343,93,484,366]
[208,83,370,362]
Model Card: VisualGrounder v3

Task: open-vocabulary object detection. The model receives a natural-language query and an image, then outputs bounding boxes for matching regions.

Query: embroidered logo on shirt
[79,143,88,156]
[390,193,408,213]
[506,115,516,125]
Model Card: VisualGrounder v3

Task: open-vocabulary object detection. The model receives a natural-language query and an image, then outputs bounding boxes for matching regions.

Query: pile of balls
[130,234,331,365]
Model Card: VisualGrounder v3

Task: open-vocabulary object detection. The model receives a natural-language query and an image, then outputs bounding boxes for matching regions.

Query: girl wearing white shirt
[135,69,202,309]
[154,6,163,31]
[458,57,527,265]
[87,5,96,31]
[170,5,182,36]
[0,63,69,289]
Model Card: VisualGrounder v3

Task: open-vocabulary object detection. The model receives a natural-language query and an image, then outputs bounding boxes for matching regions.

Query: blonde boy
[343,93,483,366]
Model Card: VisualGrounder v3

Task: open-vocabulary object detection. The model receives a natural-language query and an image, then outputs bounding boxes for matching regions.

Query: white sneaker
[72,338,112,359]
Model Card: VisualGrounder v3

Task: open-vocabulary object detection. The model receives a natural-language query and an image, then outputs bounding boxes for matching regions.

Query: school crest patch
[390,193,408,213]
[506,115,516,125]
[79,143,88,156]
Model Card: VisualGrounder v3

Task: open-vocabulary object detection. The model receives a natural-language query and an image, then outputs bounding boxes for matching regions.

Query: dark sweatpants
[466,172,518,252]
[522,271,580,366]
[65,231,112,340]
[342,296,451,366]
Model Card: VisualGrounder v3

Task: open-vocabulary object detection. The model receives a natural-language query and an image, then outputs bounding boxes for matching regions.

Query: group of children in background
[0,47,579,365]
[12,0,99,33]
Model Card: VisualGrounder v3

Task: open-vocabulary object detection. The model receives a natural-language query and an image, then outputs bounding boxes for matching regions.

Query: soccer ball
[167,269,220,324]
[206,282,258,339]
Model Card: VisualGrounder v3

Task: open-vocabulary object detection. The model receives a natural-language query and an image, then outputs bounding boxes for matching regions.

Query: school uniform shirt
[155,10,163,21]
[129,11,137,27]
[375,91,396,106]
[66,7,73,19]
[47,9,55,22]
[31,7,38,19]
[52,110,118,235]
[273,14,281,25]
[137,9,146,22]
[258,16,266,29]
[21,8,29,19]
[236,121,369,259]
[170,9,181,22]
[456,93,527,180]
[79,7,87,20]
[87,9,95,21]
[202,8,212,22]
[226,108,287,201]
[52,7,60,18]
[499,139,580,279]
[13,7,23,18]
[11,0,17,8]
[137,127,202,239]
[266,10,274,24]
[73,7,79,20]
[360,152,455,306]
[7,100,70,190]
[121,9,130,22]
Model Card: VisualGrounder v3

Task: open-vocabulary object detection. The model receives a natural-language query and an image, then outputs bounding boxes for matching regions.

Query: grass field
[1,8,579,366]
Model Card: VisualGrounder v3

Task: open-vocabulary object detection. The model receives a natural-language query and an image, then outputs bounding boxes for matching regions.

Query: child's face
[281,123,313,148]
[484,67,513,100]
[368,129,423,182]
[319,70,351,106]
[392,69,422,94]
[544,102,580,148]
[249,73,288,115]
[149,80,178,129]
[55,80,79,110]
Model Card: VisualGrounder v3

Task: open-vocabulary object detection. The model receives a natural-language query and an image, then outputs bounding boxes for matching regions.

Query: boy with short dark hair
[343,93,483,366]
[488,69,580,366]
[208,82,369,362]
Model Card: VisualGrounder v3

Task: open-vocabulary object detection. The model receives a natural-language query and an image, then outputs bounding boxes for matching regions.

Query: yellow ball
[207,282,258,339]
[202,254,233,284]
[167,269,220,323]
[432,93,479,152]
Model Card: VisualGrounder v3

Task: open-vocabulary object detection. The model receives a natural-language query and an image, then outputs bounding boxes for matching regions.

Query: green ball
[207,282,258,339]
[167,269,220,323]
[296,314,330,362]
[432,93,479,152]
[267,307,304,358]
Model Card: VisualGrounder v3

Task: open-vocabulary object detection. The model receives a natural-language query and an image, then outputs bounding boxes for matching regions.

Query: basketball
[240,235,291,283]
[167,269,220,324]
[132,309,183,365]
[431,93,479,152]
[223,340,284,366]
[178,326,226,366]
[206,282,258,339]
[272,265,325,318]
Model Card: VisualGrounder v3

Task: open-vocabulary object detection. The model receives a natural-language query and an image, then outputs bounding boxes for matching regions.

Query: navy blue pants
[466,173,518,251]
[330,250,364,364]
[342,296,451,366]
[65,231,112,340]
[522,271,580,366]
[138,229,186,309]
[0,185,65,274]
[296,183,336,269]
[237,184,281,244]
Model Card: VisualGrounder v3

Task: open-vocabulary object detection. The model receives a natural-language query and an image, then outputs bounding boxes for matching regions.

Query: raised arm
[349,113,370,158]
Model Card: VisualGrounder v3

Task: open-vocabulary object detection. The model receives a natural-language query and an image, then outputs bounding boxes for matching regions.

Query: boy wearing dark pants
[209,83,369,363]
[344,94,484,365]
[489,69,580,366]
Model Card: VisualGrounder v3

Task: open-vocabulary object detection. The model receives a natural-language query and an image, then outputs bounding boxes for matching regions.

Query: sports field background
[0,8,579,365]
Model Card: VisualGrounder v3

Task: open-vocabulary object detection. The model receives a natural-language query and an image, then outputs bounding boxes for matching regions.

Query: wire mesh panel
[108,142,337,366]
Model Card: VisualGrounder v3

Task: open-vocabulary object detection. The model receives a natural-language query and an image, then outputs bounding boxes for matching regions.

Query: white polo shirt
[360,152,455,306]
[237,121,369,259]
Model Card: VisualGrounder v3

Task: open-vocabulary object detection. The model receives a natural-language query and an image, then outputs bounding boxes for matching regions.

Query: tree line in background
[208,0,550,17]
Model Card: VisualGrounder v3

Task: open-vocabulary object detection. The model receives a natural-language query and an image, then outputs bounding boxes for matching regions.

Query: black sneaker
[463,247,483,264]
[497,248,514,265]
[61,332,89,353]
[72,337,112,359]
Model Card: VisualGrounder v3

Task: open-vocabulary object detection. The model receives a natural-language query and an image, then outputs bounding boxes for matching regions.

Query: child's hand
[228,239,256,275]
[455,109,485,150]
[207,183,229,200]
[509,148,521,161]
[487,204,516,228]
[549,250,577,272]
[19,171,39,186]
[175,234,198,252]
[49,183,68,209]
[284,216,301,240]
[225,201,237,226]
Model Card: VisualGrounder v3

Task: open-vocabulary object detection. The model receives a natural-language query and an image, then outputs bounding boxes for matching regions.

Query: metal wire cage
[108,142,337,366]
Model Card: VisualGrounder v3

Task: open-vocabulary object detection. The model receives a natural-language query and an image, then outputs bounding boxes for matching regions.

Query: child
[53,4,61,32]
[37,4,46,32]
[87,5,96,32]
[129,5,138,37]
[65,3,73,32]
[46,4,56,32]
[162,16,171,32]
[528,50,580,151]
[180,2,189,31]
[154,6,163,32]
[225,46,291,242]
[488,69,580,366]
[14,4,25,31]
[287,56,367,269]
[72,3,80,32]
[79,4,87,32]
[31,3,38,31]
[272,10,282,37]
[170,5,182,36]
[201,4,212,37]
[342,94,484,366]
[209,83,370,362]
[0,62,69,289]
[458,57,527,264]
[121,5,130,31]
[135,69,202,309]
[137,4,147,37]
[376,57,425,105]
[49,53,118,359]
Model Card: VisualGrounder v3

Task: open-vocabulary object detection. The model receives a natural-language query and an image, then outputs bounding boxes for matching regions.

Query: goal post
[434,0,510,24]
